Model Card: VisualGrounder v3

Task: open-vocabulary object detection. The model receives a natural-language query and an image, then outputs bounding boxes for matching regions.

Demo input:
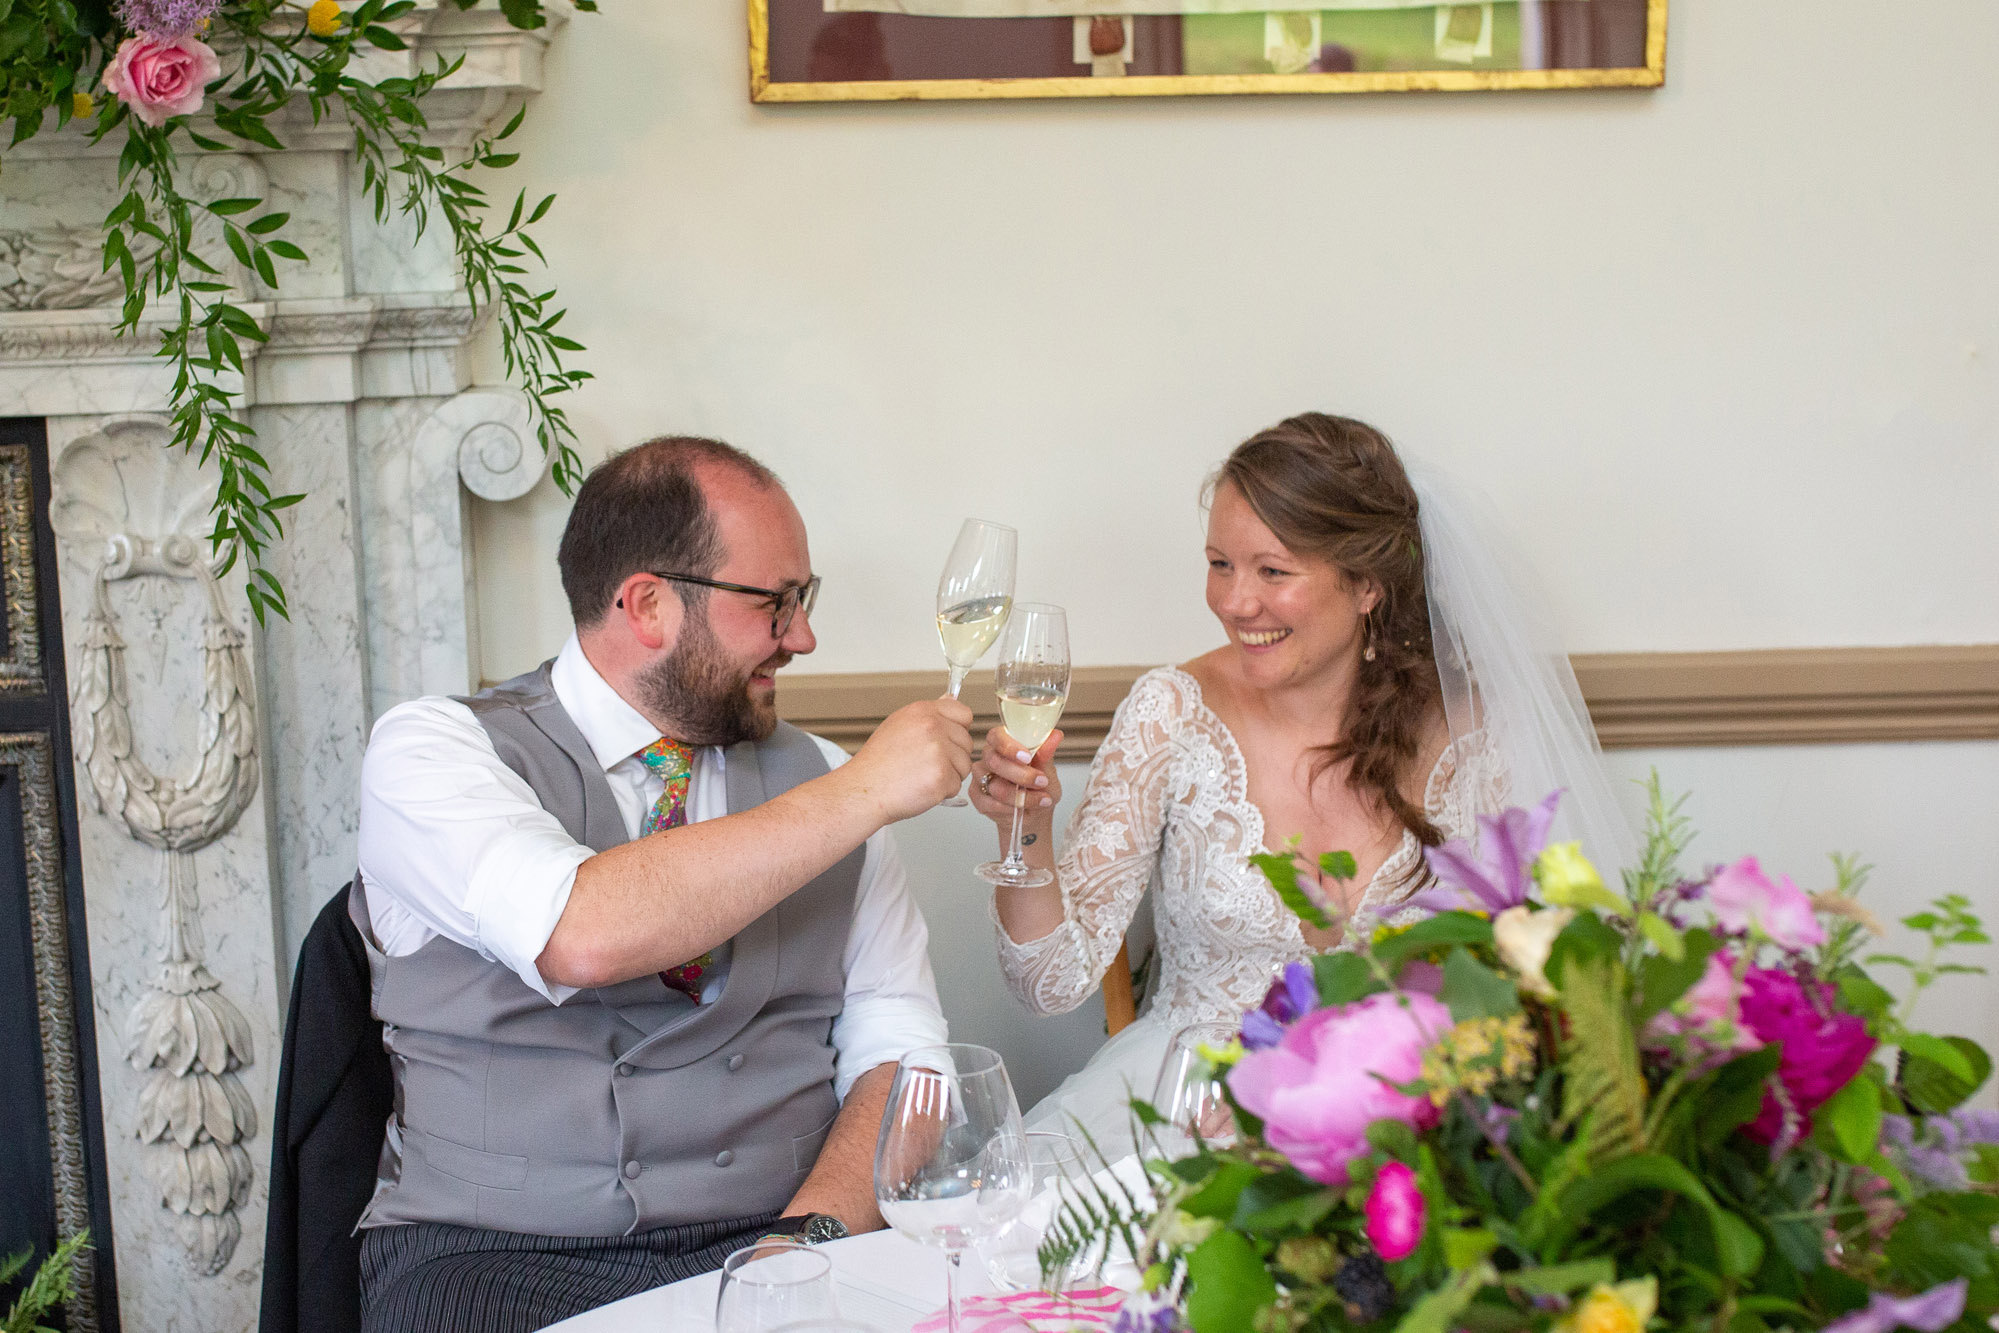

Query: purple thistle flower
[1820,1279,1967,1333]
[116,0,222,38]
[1409,791,1562,915]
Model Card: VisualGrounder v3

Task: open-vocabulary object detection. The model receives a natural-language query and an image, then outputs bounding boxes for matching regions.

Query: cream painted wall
[472,0,1999,678]
[456,2,1999,1106]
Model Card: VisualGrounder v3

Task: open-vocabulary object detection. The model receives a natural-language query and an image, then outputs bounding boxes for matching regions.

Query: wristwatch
[764,1212,850,1245]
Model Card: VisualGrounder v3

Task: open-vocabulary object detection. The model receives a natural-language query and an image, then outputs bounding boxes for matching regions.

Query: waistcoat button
[616,1063,633,1077]
[623,1160,641,1179]
[715,1150,735,1168]
[726,1053,745,1072]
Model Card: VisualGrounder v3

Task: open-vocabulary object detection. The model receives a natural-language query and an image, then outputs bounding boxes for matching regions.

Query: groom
[349,435,973,1331]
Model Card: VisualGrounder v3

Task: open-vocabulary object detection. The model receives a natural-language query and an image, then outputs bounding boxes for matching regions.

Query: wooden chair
[1103,940,1136,1036]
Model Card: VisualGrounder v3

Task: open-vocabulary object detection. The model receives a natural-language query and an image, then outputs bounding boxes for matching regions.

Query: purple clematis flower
[1242,960,1318,1050]
[1410,790,1563,915]
[1820,1279,1967,1333]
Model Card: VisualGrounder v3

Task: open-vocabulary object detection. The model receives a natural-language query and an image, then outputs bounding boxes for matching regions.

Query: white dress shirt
[356,635,946,1100]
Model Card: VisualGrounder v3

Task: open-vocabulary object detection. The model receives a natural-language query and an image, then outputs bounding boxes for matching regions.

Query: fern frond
[1558,959,1649,1166]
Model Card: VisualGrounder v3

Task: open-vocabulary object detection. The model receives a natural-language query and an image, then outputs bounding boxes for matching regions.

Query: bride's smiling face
[1205,481,1378,687]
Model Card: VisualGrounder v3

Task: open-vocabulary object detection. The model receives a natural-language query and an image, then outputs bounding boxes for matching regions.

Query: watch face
[801,1213,848,1244]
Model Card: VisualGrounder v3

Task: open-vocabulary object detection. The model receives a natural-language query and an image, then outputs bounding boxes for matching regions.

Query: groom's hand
[844,697,975,823]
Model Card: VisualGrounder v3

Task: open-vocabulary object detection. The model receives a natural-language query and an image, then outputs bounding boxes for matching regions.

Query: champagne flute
[975,605,1068,889]
[875,1044,1032,1333]
[715,1239,840,1333]
[935,519,1016,806]
[1151,1022,1240,1156]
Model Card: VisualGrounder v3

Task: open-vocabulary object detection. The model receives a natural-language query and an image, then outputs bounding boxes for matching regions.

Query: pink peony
[1227,991,1450,1185]
[1737,966,1875,1145]
[1364,1161,1426,1261]
[103,33,221,127]
[1707,856,1825,952]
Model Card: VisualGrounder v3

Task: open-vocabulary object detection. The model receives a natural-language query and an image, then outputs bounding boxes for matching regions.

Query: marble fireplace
[0,6,568,1329]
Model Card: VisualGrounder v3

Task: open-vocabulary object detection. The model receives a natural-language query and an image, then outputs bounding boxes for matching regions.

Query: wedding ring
[978,772,993,794]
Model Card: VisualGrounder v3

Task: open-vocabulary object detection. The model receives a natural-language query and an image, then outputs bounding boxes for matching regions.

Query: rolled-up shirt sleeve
[821,744,948,1100]
[357,697,592,1005]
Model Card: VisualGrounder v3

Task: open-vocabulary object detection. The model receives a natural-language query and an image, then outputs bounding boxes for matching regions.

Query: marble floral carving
[54,420,262,1276]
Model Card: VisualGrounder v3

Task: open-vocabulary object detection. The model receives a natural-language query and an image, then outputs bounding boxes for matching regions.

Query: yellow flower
[1535,842,1626,915]
[1553,1279,1658,1333]
[71,91,95,119]
[307,0,343,37]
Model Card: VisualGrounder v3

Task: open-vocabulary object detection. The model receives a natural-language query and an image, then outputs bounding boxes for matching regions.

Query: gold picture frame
[750,0,1665,103]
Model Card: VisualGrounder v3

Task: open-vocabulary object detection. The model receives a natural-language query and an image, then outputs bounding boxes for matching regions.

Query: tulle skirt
[1022,1014,1178,1162]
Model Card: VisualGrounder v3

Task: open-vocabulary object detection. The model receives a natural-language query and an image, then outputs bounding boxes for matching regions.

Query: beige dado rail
[776,645,1999,758]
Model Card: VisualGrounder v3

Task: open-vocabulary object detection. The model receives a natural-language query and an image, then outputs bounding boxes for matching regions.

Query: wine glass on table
[975,605,1069,888]
[874,1044,1032,1333]
[935,520,1016,806]
[1151,1021,1240,1156]
[715,1239,840,1333]
[978,1130,1093,1293]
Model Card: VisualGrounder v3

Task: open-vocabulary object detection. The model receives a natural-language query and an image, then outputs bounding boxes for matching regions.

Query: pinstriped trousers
[358,1211,780,1333]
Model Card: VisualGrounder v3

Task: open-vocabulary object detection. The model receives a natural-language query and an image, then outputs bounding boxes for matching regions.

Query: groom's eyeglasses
[646,572,822,640]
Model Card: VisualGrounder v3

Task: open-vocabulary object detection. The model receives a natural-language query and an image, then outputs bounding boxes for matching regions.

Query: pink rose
[1227,991,1450,1186]
[1364,1161,1426,1260]
[103,34,221,128]
[1707,856,1825,952]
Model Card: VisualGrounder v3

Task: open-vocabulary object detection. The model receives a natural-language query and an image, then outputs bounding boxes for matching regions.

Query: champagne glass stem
[1004,789,1028,870]
[946,1245,964,1333]
[946,665,969,700]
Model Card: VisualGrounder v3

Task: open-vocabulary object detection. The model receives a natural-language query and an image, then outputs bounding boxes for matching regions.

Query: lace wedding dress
[993,665,1507,1156]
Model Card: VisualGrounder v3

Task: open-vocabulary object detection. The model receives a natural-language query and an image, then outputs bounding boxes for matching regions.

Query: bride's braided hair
[1214,412,1444,852]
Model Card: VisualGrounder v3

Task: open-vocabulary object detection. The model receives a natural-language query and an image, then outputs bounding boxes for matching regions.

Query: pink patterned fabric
[912,1286,1125,1332]
[637,738,712,1002]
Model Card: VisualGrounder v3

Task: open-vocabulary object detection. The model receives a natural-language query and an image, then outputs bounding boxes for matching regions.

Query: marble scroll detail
[410,386,545,695]
[54,422,262,1277]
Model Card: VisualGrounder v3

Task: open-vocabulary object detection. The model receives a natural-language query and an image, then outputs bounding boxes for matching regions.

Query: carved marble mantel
[0,6,568,1330]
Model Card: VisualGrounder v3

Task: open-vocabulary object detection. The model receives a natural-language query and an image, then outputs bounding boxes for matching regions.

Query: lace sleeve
[992,669,1185,1017]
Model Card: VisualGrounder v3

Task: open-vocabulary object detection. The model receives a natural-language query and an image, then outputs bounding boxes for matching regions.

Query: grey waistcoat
[355,661,864,1237]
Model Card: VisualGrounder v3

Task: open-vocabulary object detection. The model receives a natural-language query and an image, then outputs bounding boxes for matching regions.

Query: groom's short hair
[558,435,783,627]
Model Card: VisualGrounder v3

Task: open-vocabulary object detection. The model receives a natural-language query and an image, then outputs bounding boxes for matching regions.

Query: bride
[967,411,1632,1153]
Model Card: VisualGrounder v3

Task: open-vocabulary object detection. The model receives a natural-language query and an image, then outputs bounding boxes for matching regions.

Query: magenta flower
[1227,991,1450,1185]
[1820,1279,1967,1333]
[1364,1161,1426,1261]
[1737,967,1875,1144]
[1242,960,1318,1050]
[1706,856,1826,952]
[1410,791,1562,915]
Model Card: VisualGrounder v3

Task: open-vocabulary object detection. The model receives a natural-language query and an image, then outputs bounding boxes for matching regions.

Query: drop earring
[1362,609,1378,663]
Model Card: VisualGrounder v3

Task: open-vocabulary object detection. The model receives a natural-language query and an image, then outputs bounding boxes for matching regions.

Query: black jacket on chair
[260,883,392,1333]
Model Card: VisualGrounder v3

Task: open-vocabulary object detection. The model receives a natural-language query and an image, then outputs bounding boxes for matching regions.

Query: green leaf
[266,240,309,262]
[1391,1262,1495,1333]
[1441,947,1519,1023]
[1184,1230,1277,1333]
[497,0,548,30]
[482,152,519,170]
[1815,1067,1884,1163]
[1503,1258,1616,1295]
[208,196,261,215]
[1636,911,1684,961]
[1371,911,1495,975]
[1236,1176,1339,1234]
[1441,1227,1497,1270]
[1545,911,1623,989]
[1899,1033,1979,1085]
[1312,951,1383,1007]
[1833,964,1895,1024]
[246,212,290,235]
[1553,1154,1764,1278]
[1180,1161,1258,1221]
[224,225,255,269]
[362,24,408,49]
[1319,850,1357,881]
[1900,1036,1992,1114]
[1700,1045,1783,1147]
[1635,927,1721,1023]
[1248,850,1332,931]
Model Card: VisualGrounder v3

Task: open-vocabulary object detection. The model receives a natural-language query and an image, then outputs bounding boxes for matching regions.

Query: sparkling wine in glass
[874,1044,1031,1333]
[976,605,1069,889]
[935,519,1016,807]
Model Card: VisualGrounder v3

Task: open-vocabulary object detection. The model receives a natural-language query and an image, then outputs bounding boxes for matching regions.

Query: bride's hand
[968,725,1063,826]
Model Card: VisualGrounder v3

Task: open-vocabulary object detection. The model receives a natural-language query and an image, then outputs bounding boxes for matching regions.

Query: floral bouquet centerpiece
[1045,781,1997,1333]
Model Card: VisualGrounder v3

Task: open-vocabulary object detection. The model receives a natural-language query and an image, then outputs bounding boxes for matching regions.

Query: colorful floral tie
[637,738,713,1003]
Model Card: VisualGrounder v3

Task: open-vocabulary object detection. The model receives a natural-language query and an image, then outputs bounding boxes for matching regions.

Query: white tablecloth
[540,1229,973,1333]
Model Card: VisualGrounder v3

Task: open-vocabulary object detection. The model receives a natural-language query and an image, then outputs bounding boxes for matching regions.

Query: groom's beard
[636,611,785,748]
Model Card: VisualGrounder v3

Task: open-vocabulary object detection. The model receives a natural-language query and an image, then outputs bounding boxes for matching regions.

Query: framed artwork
[749,0,1665,103]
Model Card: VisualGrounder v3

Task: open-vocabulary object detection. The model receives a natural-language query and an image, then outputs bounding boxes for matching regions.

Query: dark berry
[1333,1251,1395,1323]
